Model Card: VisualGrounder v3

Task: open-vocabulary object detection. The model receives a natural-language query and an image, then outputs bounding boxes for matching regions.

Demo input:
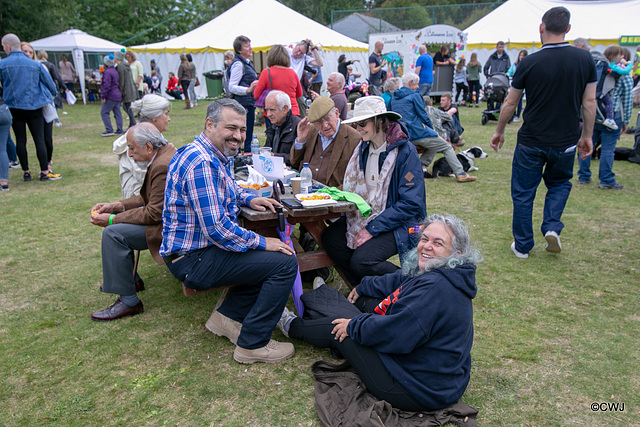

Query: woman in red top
[254,44,302,126]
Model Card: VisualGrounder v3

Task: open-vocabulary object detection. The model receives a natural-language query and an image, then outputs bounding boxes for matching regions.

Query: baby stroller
[481,73,510,125]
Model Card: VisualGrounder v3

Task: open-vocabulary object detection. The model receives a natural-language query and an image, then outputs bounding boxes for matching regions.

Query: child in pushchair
[481,73,510,125]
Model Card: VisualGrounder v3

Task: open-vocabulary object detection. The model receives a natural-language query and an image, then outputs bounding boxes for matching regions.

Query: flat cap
[307,97,335,123]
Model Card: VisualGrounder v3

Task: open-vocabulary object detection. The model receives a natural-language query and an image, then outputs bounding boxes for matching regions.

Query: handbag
[66,90,77,105]
[254,69,273,108]
[42,103,58,123]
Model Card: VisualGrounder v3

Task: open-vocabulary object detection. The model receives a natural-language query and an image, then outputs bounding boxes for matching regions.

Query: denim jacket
[0,50,56,110]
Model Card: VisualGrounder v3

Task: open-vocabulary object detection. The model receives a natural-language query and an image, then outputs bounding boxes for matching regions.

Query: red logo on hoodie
[374,286,402,315]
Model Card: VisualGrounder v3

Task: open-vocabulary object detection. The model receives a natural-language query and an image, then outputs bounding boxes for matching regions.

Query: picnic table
[240,187,357,274]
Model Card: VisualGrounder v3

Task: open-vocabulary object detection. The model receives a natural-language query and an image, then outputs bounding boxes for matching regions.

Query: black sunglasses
[350,118,372,128]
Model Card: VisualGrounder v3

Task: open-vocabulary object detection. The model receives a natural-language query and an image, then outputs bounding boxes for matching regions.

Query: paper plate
[295,193,337,207]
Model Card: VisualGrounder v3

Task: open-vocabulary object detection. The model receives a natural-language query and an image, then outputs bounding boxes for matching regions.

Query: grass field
[0,99,638,426]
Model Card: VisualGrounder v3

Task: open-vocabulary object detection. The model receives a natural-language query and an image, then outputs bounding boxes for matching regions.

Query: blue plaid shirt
[612,74,633,126]
[160,132,266,256]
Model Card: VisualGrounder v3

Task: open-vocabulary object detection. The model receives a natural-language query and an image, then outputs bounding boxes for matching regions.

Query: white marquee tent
[30,29,125,104]
[464,0,640,84]
[131,0,369,98]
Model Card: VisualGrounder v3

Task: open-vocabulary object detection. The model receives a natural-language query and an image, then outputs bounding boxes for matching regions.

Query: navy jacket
[230,54,257,107]
[357,122,426,258]
[389,87,438,141]
[348,264,477,410]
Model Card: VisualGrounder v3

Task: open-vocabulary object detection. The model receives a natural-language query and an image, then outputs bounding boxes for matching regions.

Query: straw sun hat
[342,96,401,125]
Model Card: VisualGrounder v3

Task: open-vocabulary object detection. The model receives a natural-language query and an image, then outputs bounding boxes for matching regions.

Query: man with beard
[277,214,481,412]
[89,123,176,321]
[160,98,298,364]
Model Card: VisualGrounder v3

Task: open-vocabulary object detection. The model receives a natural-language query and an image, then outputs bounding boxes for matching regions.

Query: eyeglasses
[351,118,372,128]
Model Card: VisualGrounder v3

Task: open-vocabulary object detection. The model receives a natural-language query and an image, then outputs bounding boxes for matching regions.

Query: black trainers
[23,171,32,181]
[39,172,52,181]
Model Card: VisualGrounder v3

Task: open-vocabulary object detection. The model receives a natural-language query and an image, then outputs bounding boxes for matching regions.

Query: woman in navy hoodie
[280,213,482,411]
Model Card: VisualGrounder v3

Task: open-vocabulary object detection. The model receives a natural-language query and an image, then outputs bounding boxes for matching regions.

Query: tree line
[0,0,502,46]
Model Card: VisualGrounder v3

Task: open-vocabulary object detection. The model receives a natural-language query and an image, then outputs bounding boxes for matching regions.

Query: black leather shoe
[91,298,144,321]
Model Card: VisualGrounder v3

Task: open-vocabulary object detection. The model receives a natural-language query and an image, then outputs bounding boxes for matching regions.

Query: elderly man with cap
[90,122,176,321]
[264,90,301,166]
[290,97,361,189]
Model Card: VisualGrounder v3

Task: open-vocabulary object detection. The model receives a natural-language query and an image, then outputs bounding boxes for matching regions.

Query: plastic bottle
[251,135,260,155]
[300,163,312,195]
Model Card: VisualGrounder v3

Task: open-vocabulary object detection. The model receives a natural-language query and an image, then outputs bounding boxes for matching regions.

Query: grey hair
[130,122,167,148]
[331,72,345,87]
[383,77,401,93]
[206,98,246,126]
[131,94,170,122]
[2,34,20,50]
[267,90,291,110]
[224,50,234,59]
[402,72,419,87]
[401,213,483,276]
[572,37,590,49]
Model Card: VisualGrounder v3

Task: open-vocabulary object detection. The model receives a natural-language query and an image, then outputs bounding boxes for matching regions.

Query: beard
[223,137,242,157]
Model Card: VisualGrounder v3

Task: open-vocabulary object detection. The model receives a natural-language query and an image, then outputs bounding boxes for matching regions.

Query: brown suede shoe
[233,340,295,364]
[91,298,144,321]
[205,310,242,345]
[456,173,477,183]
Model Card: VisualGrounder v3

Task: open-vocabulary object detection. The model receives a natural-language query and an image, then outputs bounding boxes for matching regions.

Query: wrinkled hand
[331,318,351,342]
[249,197,281,213]
[577,136,593,161]
[353,229,373,249]
[247,80,258,93]
[309,90,320,100]
[91,202,123,214]
[347,288,360,304]
[490,132,504,152]
[297,118,310,144]
[264,236,294,255]
[90,213,111,227]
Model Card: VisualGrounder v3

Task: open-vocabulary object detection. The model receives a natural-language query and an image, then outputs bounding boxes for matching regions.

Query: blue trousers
[0,104,12,181]
[166,245,298,349]
[578,113,622,186]
[100,99,123,133]
[511,143,575,254]
[243,105,255,153]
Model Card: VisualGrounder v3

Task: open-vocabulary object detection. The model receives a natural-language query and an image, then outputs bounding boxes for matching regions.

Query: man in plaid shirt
[161,98,297,364]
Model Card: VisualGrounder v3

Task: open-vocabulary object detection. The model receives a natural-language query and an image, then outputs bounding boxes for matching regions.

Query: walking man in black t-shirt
[490,6,596,259]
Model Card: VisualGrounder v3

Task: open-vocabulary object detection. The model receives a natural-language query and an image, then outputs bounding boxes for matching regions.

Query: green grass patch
[0,100,638,425]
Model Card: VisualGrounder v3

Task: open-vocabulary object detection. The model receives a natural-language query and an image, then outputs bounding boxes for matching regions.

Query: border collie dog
[429,146,488,178]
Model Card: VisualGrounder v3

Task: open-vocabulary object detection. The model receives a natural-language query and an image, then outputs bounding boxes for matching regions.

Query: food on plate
[298,194,332,201]
[239,182,270,190]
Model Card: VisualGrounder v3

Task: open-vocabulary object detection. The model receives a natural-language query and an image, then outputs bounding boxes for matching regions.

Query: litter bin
[203,70,224,98]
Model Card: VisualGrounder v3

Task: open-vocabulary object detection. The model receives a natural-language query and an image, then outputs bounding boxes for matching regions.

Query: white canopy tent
[464,0,640,84]
[30,29,125,105]
[131,0,369,98]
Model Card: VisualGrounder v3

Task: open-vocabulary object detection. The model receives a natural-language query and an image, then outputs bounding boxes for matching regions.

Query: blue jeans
[6,135,17,163]
[166,245,298,349]
[243,105,255,153]
[511,143,576,254]
[0,104,12,181]
[419,82,433,97]
[577,112,621,186]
